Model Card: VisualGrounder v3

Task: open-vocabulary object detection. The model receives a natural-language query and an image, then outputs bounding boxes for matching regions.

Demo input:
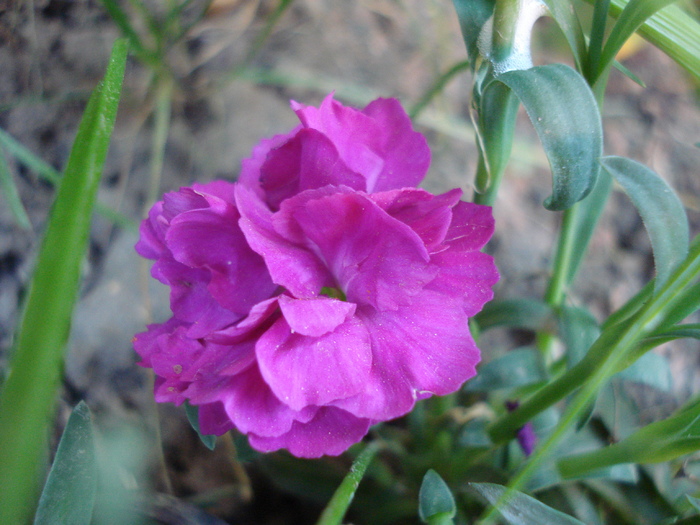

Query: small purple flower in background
[505,401,537,456]
[134,94,499,458]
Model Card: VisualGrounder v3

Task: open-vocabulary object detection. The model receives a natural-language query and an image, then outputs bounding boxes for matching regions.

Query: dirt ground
[1,0,699,522]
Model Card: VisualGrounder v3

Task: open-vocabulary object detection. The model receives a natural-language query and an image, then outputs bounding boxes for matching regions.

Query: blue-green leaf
[465,347,546,392]
[451,0,495,65]
[419,470,456,524]
[34,402,97,525]
[559,306,600,369]
[468,483,585,524]
[497,64,602,210]
[0,146,31,230]
[184,402,217,451]
[601,156,689,292]
[474,298,553,332]
[615,351,671,392]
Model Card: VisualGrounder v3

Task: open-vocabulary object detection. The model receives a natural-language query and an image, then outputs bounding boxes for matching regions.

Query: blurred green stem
[315,442,381,525]
[146,77,172,211]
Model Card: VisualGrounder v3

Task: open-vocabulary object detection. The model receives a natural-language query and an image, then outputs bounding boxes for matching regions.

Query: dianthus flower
[134,94,499,458]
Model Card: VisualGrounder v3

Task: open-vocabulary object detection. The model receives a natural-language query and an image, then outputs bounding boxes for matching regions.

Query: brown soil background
[1,0,699,522]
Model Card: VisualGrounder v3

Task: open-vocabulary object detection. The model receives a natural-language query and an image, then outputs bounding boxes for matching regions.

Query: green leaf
[468,483,585,524]
[419,470,456,524]
[0,146,31,229]
[601,156,689,291]
[497,64,603,210]
[615,351,671,392]
[464,347,546,392]
[451,0,495,65]
[540,0,588,71]
[0,39,128,525]
[315,443,380,525]
[474,75,520,199]
[559,306,600,368]
[474,298,553,332]
[184,402,217,451]
[558,396,700,478]
[596,0,680,83]
[34,402,97,525]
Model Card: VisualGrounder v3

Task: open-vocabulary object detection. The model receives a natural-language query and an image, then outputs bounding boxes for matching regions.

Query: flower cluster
[134,94,499,458]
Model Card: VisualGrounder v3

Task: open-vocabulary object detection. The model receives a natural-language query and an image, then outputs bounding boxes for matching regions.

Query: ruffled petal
[260,128,366,209]
[290,191,436,310]
[248,406,371,458]
[335,290,480,420]
[235,184,331,297]
[256,312,372,411]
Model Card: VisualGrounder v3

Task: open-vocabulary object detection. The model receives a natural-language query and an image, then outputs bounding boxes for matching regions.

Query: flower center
[320,286,347,301]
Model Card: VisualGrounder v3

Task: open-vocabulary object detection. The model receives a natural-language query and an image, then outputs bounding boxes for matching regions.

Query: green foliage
[601,156,689,291]
[184,401,217,451]
[418,470,456,524]
[468,482,585,524]
[497,64,603,210]
[33,402,97,525]
[0,39,128,525]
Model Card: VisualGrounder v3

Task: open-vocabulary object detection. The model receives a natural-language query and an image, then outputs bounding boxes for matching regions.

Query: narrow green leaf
[612,60,646,87]
[184,401,216,451]
[559,396,700,478]
[540,0,588,71]
[315,443,380,525]
[419,470,456,524]
[33,402,97,525]
[474,298,553,332]
[0,146,31,229]
[586,0,611,81]
[410,61,470,119]
[597,0,680,83]
[468,482,585,524]
[601,156,689,291]
[0,39,128,525]
[451,0,496,65]
[497,64,602,210]
[464,347,546,392]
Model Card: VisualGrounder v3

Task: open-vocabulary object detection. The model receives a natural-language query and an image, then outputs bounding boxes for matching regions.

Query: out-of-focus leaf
[0,39,128,525]
[612,60,646,87]
[564,164,613,286]
[559,396,700,478]
[650,281,700,332]
[0,146,31,229]
[410,61,470,119]
[541,0,587,71]
[597,0,681,83]
[615,351,672,392]
[601,280,654,331]
[497,64,602,210]
[451,0,495,65]
[559,306,600,368]
[465,347,546,392]
[184,401,216,451]
[601,156,689,291]
[33,402,97,525]
[419,470,456,524]
[468,482,585,524]
[474,298,553,332]
[686,495,700,513]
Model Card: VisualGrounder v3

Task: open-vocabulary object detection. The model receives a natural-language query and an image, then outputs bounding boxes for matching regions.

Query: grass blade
[0,146,31,230]
[0,38,128,525]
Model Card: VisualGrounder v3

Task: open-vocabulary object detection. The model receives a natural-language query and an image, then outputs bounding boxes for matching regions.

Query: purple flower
[134,95,499,458]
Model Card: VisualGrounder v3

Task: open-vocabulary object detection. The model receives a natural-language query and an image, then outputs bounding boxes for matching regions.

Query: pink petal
[443,201,496,251]
[291,191,436,310]
[260,128,366,209]
[235,184,331,297]
[278,294,356,337]
[256,313,372,411]
[248,406,371,458]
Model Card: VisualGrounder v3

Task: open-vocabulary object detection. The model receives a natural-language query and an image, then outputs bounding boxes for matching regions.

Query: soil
[1,0,699,523]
